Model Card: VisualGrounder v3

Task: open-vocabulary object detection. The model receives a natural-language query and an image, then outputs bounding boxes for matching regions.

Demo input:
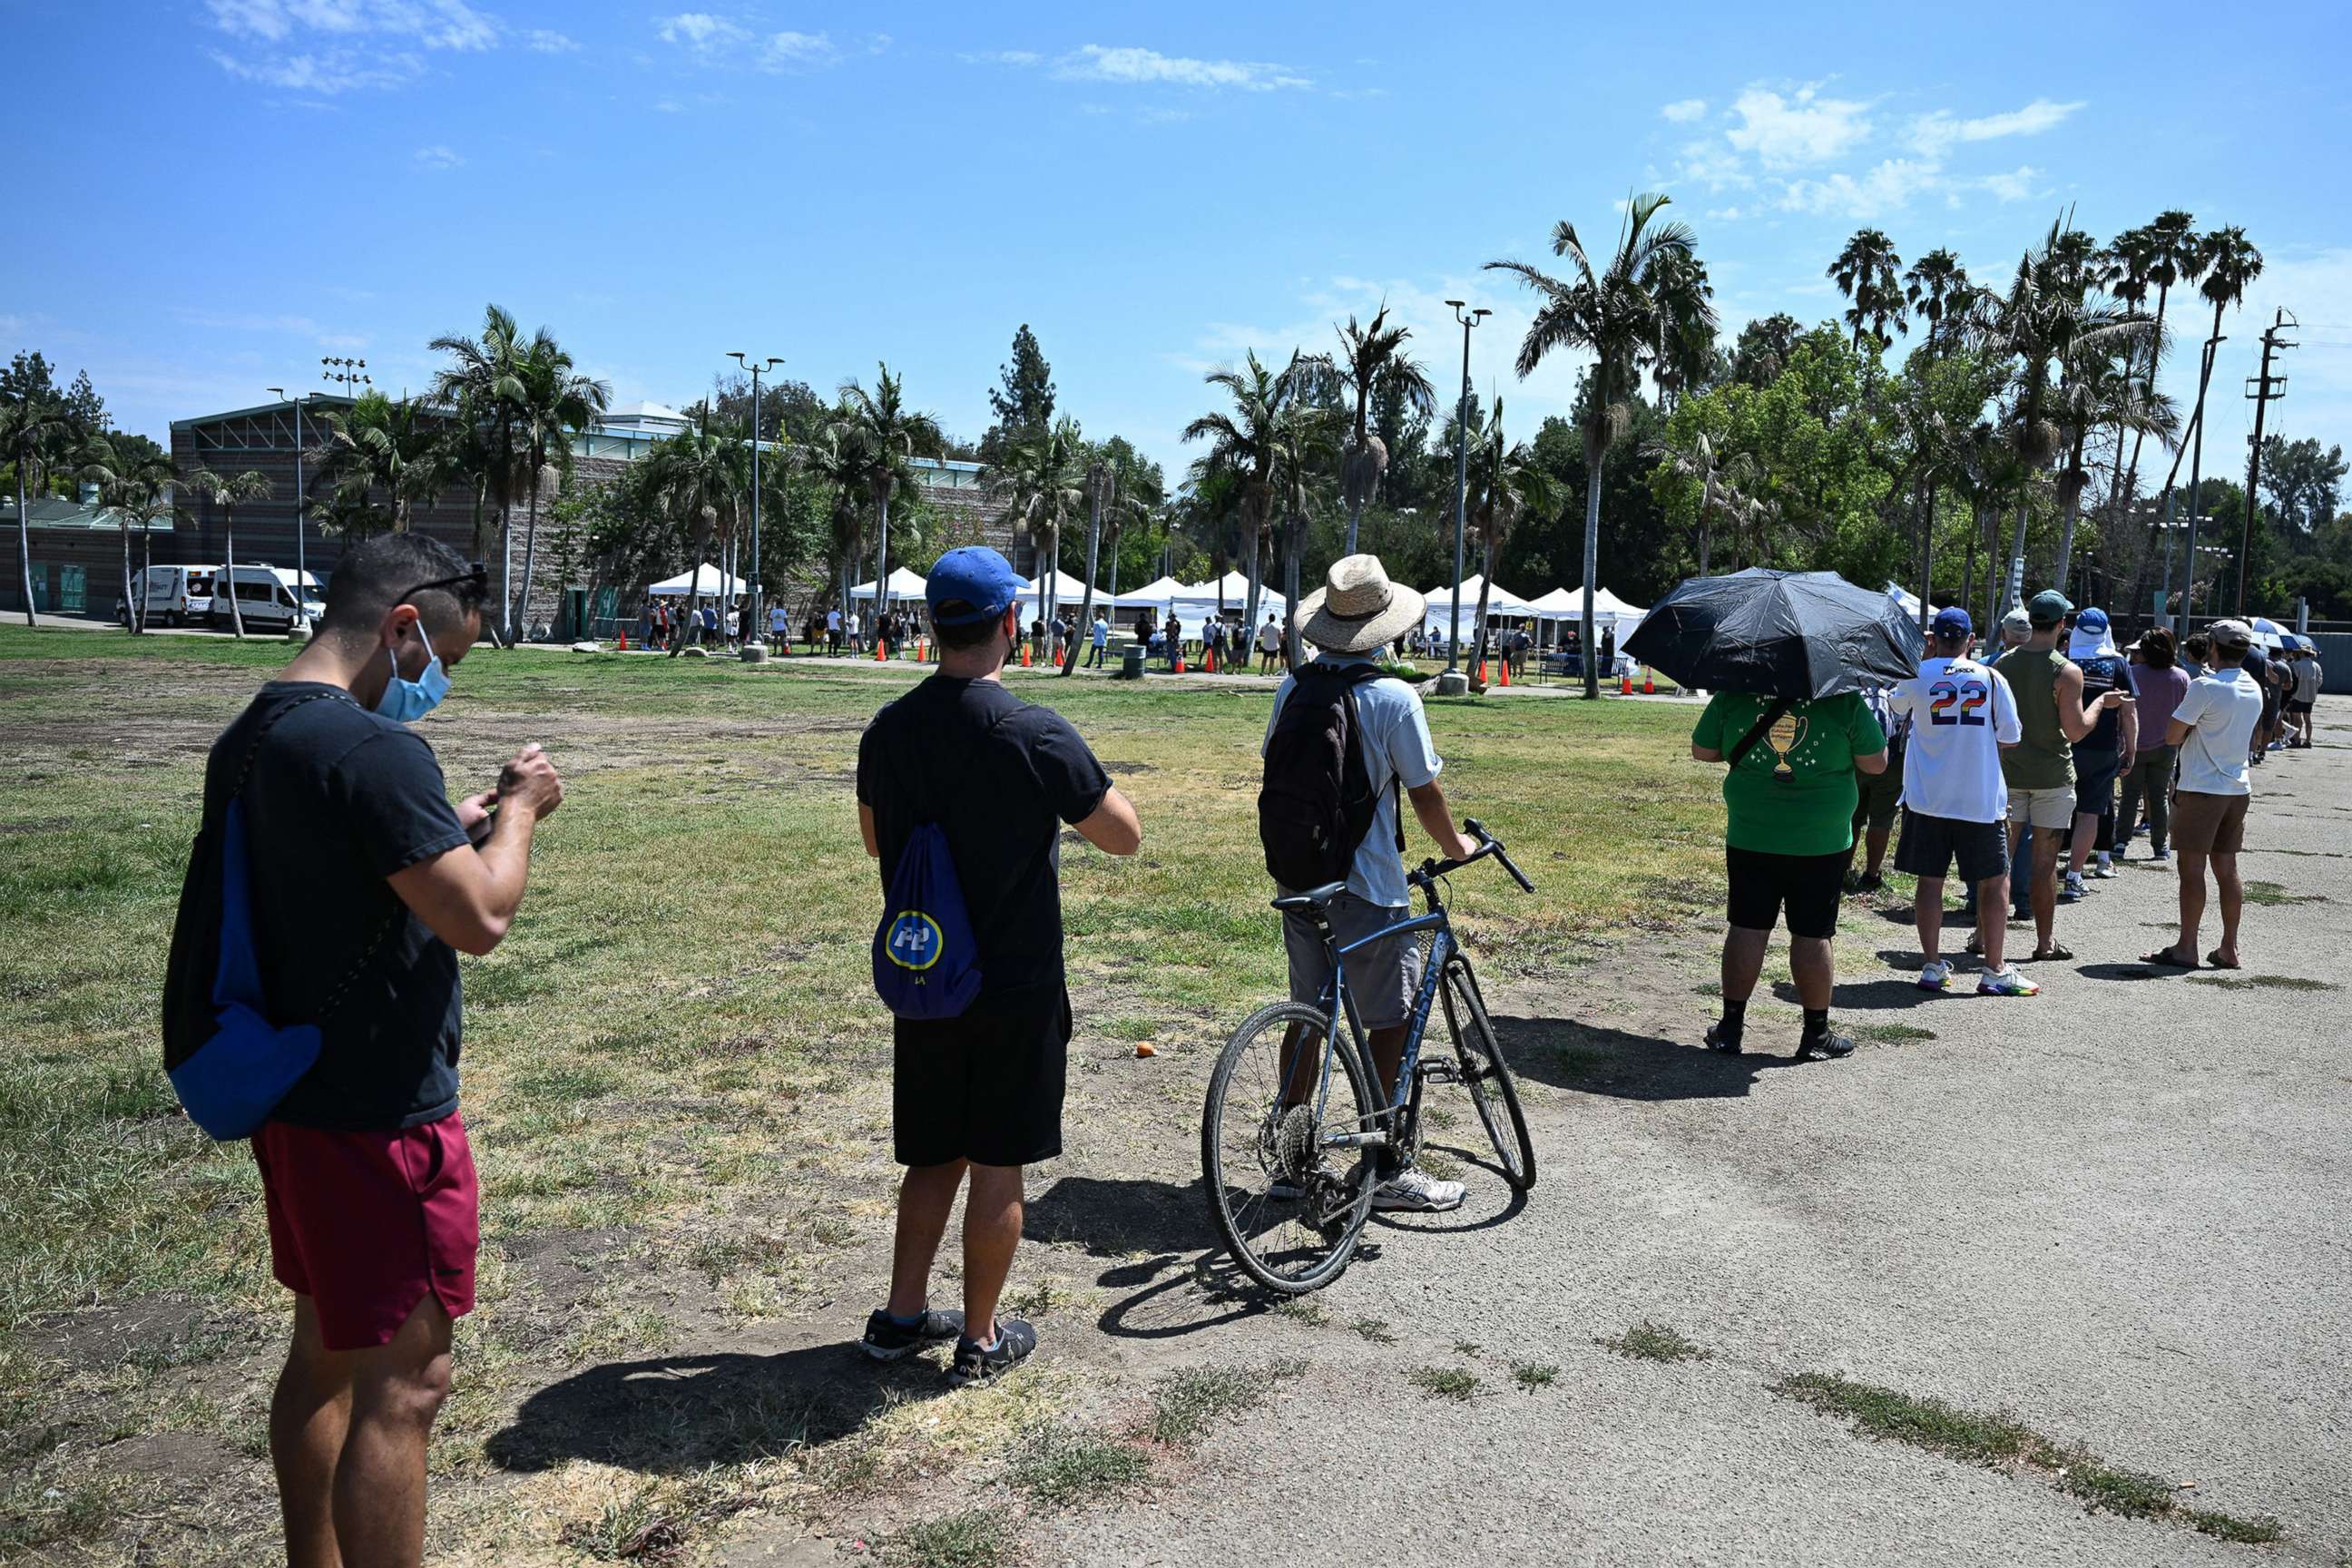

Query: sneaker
[1976,967,2040,996]
[2151,848,2171,862]
[2092,856,2115,879]
[1372,1168,1466,1212]
[1794,1030,1857,1060]
[2058,871,2087,902]
[949,1318,1038,1385]
[860,1307,965,1362]
[1917,959,1952,992]
[1856,871,1885,894]
[1703,1021,1743,1055]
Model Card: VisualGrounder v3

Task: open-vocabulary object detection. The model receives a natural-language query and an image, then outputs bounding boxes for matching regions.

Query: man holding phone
[204,534,562,1568]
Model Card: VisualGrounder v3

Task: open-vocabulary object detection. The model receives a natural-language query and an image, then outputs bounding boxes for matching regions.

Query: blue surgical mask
[375,624,449,721]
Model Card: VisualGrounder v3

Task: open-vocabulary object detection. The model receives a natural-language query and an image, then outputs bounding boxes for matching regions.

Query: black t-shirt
[203,682,470,1130]
[857,676,1110,997]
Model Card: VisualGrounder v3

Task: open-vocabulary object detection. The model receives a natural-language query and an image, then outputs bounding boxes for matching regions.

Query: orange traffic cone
[1497,659,1510,688]
[1475,659,1487,684]
[1205,646,1218,673]
[875,640,887,662]
[1021,642,1032,668]
[916,637,927,662]
[618,629,628,650]
[1174,652,1186,673]
[1620,671,1632,695]
[1642,668,1655,694]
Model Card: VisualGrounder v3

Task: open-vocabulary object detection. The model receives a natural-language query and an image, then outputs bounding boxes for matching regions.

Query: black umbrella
[1624,568,1922,700]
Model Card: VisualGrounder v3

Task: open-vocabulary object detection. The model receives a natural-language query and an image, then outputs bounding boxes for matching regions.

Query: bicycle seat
[1269,880,1349,914]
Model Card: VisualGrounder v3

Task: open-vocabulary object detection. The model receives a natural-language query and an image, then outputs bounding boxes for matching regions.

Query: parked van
[208,564,326,632]
[140,564,218,627]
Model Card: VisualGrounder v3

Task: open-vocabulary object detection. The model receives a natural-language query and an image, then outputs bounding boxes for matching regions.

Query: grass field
[0,625,1727,1563]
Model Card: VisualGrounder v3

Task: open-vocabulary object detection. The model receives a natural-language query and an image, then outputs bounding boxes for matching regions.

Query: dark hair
[2141,627,2176,670]
[2183,632,2212,663]
[319,534,486,640]
[933,600,1008,652]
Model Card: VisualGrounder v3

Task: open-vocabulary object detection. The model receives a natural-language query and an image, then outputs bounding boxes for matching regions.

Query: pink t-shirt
[2132,664,2190,740]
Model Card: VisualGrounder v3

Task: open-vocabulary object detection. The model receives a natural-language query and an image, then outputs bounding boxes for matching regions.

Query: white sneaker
[2058,871,2087,902]
[1373,1168,1466,1213]
[2092,855,2116,878]
[1917,959,1952,992]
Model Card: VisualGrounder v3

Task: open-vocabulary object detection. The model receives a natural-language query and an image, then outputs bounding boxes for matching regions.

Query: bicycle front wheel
[1438,957,1536,1191]
[1200,1001,1381,1294]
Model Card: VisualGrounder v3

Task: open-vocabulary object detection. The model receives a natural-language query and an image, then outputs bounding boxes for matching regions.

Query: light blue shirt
[1091,619,1109,647]
[1262,653,1445,907]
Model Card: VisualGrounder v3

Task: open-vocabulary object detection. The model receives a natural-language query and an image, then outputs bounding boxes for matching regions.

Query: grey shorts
[1282,891,1423,1031]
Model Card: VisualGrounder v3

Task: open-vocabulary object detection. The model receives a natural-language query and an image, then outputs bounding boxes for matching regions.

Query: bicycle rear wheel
[1438,957,1535,1191]
[1200,1001,1381,1294]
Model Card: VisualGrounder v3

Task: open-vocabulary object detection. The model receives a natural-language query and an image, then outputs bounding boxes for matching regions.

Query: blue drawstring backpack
[872,821,984,1020]
[162,692,393,1140]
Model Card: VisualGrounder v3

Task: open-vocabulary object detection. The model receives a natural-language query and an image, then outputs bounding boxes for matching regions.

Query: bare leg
[959,1163,1024,1344]
[2211,851,2243,966]
[1975,874,2011,970]
[2066,811,2100,877]
[885,1161,968,1318]
[271,1296,351,1568]
[1788,936,1835,1009]
[1914,877,1946,965]
[332,1296,452,1568]
[1365,1024,1408,1103]
[1720,925,1770,1003]
[2157,848,2210,963]
[2029,832,2061,950]
[1864,821,1892,879]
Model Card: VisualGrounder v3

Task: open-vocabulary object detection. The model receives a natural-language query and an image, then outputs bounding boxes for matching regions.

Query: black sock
[1718,998,1747,1038]
[1801,1007,1829,1040]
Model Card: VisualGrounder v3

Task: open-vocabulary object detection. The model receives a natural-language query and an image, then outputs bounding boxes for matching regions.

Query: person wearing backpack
[1259,554,1481,1213]
[170,534,561,1568]
[856,546,1142,1384]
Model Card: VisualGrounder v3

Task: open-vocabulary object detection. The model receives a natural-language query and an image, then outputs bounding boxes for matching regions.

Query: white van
[209,564,326,632]
[140,564,218,627]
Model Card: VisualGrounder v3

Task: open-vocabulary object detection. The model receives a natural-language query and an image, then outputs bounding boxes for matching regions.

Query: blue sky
[8,0,2349,490]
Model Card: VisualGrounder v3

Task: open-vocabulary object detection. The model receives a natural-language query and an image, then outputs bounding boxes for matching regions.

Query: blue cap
[1932,606,1973,637]
[925,546,1023,625]
[2074,606,2110,637]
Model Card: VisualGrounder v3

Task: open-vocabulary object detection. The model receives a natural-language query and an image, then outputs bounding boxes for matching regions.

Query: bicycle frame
[1273,902,1455,1157]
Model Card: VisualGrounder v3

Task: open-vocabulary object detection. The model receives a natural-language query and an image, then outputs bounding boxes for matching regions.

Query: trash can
[1119,646,1146,681]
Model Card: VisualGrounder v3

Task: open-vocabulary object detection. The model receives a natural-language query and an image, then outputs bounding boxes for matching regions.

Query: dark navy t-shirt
[857,676,1110,997]
[203,682,470,1130]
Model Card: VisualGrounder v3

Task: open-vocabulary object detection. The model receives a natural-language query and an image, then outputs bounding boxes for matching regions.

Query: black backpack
[1258,662,1401,891]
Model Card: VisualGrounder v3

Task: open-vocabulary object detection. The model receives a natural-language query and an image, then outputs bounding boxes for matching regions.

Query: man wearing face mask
[203,533,562,1568]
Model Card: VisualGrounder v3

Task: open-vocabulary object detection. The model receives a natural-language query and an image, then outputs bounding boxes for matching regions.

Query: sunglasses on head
[394,563,488,604]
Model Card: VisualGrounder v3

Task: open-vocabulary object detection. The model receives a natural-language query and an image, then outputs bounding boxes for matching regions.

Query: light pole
[1443,300,1488,681]
[730,352,783,662]
[266,387,307,620]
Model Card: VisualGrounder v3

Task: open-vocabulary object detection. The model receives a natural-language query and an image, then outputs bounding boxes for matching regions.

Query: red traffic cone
[875,640,887,662]
[1497,659,1509,688]
[1475,659,1488,684]
[1021,642,1032,668]
[1206,646,1218,673]
[916,637,927,662]
[1620,671,1632,694]
[618,629,628,650]
[1174,652,1186,672]
[1642,668,1655,694]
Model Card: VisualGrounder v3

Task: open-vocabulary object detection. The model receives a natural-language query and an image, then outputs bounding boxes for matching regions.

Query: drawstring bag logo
[871,823,982,1019]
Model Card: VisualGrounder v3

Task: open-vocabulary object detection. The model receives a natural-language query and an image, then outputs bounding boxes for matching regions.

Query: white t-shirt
[1887,656,2022,823]
[827,609,842,632]
[2172,670,2262,796]
[1262,654,1444,907]
[1258,622,1282,652]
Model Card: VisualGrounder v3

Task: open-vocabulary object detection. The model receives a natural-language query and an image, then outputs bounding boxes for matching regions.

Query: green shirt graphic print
[1691,691,1887,857]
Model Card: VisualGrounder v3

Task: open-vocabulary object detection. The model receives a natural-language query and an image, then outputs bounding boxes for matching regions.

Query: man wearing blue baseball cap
[855,546,1142,1384]
[1886,608,2036,995]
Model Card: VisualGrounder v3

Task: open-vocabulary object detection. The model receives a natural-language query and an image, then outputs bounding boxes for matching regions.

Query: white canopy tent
[1016,569,1100,622]
[850,565,928,603]
[646,564,729,597]
[1885,582,1941,624]
[1170,571,1256,624]
[1422,575,1538,625]
[1112,574,1189,614]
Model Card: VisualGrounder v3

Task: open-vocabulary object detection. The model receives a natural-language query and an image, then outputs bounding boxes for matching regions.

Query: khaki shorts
[2170,790,2249,855]
[2006,784,2076,831]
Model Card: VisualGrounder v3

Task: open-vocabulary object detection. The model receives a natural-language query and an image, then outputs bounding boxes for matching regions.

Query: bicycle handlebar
[1412,818,1536,894]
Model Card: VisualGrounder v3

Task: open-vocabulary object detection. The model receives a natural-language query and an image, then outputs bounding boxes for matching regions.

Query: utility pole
[729,352,783,662]
[267,387,307,621]
[2177,330,2223,632]
[2234,309,2296,615]
[1441,300,1488,685]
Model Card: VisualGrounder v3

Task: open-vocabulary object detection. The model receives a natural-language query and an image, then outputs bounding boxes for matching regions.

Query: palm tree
[2118,211,2201,514]
[182,469,272,639]
[3,397,84,625]
[507,345,611,641]
[642,423,745,657]
[2053,357,2176,583]
[1486,192,1714,697]
[795,423,867,636]
[1181,350,1319,636]
[1829,228,1906,350]
[1330,307,1436,554]
[1903,249,1972,359]
[1648,250,1718,410]
[837,365,945,629]
[1063,456,1117,676]
[79,434,177,633]
[429,305,534,636]
[985,416,1085,636]
[1644,426,1747,579]
[1466,399,1559,681]
[307,394,454,536]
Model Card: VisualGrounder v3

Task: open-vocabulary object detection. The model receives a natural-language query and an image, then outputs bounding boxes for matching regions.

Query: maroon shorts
[252,1112,479,1351]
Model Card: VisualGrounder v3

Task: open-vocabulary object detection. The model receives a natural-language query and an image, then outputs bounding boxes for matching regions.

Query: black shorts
[1725,846,1851,940]
[2286,699,2313,715]
[893,985,1071,1169]
[2073,750,2120,818]
[1892,808,2010,885]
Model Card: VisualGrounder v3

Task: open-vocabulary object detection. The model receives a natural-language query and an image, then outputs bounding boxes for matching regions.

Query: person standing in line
[2117,629,2189,860]
[1886,609,2035,995]
[2286,645,2322,748]
[2239,637,2278,764]
[1690,678,1890,1061]
[769,601,789,653]
[827,604,843,655]
[194,536,563,1568]
[2144,619,2266,971]
[856,547,1141,1381]
[2059,608,2138,899]
[1847,680,1906,894]
[1257,612,1282,674]
[2264,643,2297,757]
[1992,591,2127,963]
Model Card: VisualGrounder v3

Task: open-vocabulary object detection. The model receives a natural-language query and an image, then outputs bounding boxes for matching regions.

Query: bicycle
[1200,820,1538,1294]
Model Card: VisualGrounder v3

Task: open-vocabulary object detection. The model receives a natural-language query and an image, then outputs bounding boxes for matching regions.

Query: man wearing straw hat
[1261,555,1482,1212]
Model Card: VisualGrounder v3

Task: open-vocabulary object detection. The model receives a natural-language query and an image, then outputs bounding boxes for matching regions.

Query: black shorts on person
[1892,808,2009,885]
[1725,846,1851,940]
[892,985,1072,1169]
[2073,749,2120,818]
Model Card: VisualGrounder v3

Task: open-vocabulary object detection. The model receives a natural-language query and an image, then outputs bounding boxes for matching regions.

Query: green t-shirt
[1691,691,1888,857]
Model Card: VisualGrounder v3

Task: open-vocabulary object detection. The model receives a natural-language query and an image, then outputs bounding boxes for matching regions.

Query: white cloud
[1965,164,2039,202]
[961,48,1039,65]
[1725,83,1874,168]
[1907,97,2082,157]
[1777,157,1942,219]
[1056,44,1309,92]
[414,142,464,168]
[204,0,501,93]
[656,12,748,51]
[525,28,579,52]
[210,45,425,93]
[760,29,835,69]
[1660,97,1707,123]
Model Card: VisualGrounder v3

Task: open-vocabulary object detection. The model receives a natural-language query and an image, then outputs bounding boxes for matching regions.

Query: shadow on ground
[485,1345,943,1475]
[1025,1174,1220,1261]
[1492,1014,1813,1102]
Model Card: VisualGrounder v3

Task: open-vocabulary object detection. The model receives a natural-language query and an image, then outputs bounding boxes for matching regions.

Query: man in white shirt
[1887,609,2034,995]
[769,603,789,652]
[2144,619,2267,971]
[1256,613,1282,674]
[826,605,843,655]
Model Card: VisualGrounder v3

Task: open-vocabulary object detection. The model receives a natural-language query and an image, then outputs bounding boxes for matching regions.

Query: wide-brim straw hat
[1297,554,1426,655]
